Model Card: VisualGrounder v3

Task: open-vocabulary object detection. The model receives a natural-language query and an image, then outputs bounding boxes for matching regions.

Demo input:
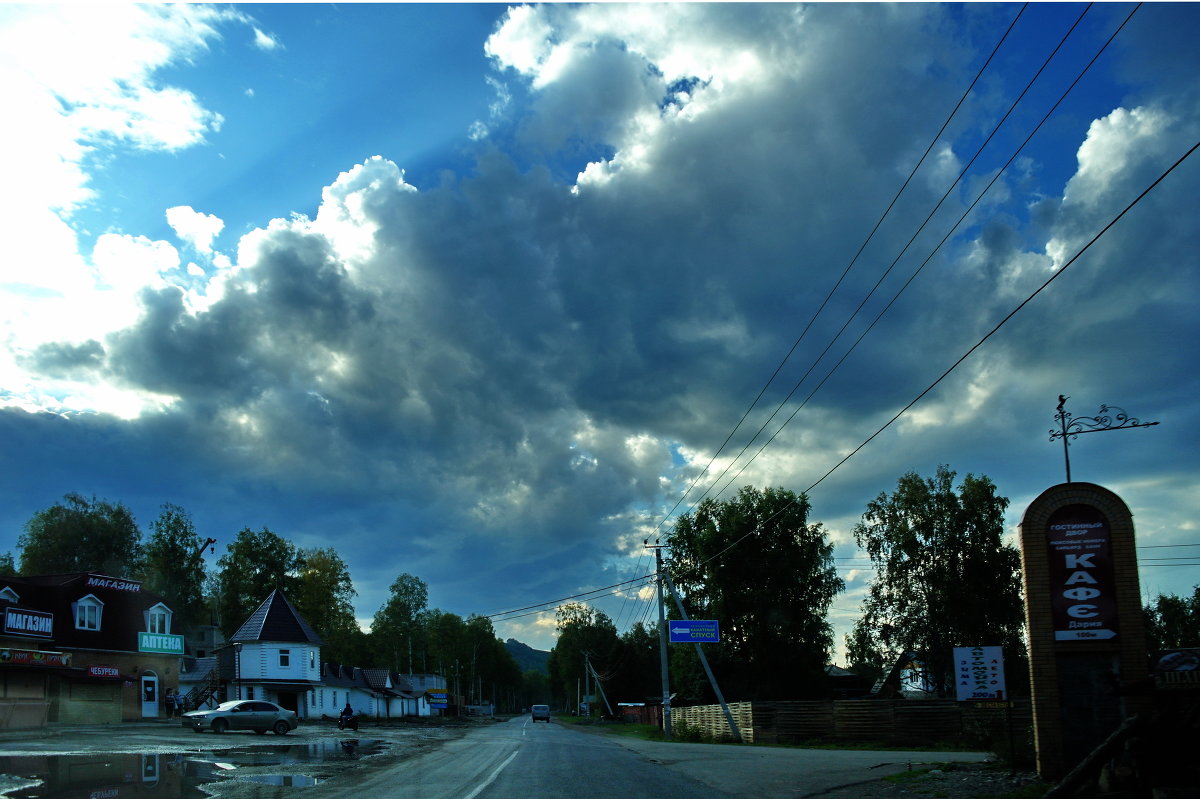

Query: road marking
[463,749,518,799]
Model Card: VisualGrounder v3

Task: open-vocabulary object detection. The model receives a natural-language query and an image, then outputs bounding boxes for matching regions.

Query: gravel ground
[811,761,1048,799]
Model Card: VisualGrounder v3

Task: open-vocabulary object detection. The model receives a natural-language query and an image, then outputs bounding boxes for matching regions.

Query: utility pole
[583,652,591,716]
[585,656,615,717]
[648,540,672,740]
[664,572,742,743]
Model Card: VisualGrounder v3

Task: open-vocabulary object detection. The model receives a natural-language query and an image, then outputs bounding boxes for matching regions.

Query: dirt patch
[812,762,1048,799]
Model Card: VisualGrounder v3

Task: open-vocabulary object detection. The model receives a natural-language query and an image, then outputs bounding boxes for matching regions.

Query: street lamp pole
[1049,396,1158,482]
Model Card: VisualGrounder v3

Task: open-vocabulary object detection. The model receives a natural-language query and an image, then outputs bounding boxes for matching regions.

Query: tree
[371,573,429,672]
[292,547,364,665]
[215,527,300,636]
[607,621,661,704]
[1144,586,1200,649]
[849,465,1025,697]
[0,552,16,577]
[547,602,620,710]
[141,503,208,628]
[667,486,844,700]
[18,493,142,577]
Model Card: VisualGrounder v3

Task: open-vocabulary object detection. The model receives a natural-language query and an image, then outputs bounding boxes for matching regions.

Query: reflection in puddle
[0,739,386,798]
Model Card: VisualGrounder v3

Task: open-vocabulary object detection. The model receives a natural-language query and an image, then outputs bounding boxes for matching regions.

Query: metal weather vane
[1049,395,1159,483]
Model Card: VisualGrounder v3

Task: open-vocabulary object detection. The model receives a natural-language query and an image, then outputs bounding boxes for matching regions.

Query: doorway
[140,674,159,718]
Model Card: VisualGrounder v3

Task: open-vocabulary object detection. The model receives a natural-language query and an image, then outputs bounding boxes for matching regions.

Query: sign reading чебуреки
[1046,504,1118,642]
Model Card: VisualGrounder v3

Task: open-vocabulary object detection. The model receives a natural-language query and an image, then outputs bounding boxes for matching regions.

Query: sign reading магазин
[1047,504,1118,642]
[3,607,53,638]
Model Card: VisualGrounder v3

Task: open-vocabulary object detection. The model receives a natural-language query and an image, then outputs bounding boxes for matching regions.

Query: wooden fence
[671,699,1031,747]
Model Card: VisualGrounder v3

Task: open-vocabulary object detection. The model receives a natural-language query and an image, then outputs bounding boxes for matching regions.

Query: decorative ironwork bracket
[1049,395,1159,482]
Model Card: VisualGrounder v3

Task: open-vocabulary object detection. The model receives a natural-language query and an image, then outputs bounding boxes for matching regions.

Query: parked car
[182,700,299,735]
[531,704,551,723]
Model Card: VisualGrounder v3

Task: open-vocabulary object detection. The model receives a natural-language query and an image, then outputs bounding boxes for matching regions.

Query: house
[0,572,184,726]
[308,665,438,719]
[218,590,322,717]
[311,662,372,718]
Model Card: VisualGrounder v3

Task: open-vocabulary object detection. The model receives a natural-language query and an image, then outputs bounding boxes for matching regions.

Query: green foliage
[1144,586,1200,649]
[548,602,620,708]
[606,621,662,705]
[18,493,143,577]
[292,547,362,665]
[0,552,16,576]
[849,465,1025,697]
[667,486,844,700]
[370,573,429,671]
[520,669,551,706]
[141,503,208,628]
[215,527,301,636]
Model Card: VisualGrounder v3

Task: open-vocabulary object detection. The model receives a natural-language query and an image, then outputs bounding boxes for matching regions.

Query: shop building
[0,573,183,727]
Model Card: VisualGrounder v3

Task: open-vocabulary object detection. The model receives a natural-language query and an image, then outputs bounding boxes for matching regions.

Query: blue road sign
[669,620,719,643]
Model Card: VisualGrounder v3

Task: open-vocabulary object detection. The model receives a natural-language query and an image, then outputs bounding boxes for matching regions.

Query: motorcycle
[337,714,358,731]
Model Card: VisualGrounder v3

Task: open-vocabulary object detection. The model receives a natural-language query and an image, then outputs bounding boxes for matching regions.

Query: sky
[1,2,1197,661]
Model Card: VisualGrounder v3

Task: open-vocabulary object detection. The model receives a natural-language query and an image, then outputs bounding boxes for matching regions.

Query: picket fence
[671,699,1031,746]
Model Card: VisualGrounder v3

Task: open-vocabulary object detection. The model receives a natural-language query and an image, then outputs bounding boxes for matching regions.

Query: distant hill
[506,638,551,674]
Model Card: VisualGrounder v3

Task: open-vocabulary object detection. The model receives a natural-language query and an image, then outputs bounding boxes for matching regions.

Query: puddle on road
[0,738,386,798]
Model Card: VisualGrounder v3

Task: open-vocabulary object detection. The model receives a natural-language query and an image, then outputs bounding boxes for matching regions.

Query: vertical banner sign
[954,646,1007,701]
[1046,504,1118,641]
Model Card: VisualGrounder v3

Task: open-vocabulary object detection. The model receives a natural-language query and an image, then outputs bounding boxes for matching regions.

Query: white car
[182,700,299,735]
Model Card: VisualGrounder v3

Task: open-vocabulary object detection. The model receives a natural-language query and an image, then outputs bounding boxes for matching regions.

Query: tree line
[5,468,1196,711]
[544,466,1197,710]
[0,494,529,710]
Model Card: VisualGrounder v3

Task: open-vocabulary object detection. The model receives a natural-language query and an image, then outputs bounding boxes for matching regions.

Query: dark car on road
[182,700,299,735]
[531,704,551,723]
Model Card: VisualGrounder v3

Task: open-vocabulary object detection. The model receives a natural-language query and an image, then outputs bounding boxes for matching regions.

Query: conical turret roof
[229,589,322,644]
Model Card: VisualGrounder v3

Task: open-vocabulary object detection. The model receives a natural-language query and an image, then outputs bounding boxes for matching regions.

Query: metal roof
[228,589,323,645]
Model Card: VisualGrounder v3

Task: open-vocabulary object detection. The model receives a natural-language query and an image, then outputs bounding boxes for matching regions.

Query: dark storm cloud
[27,339,105,377]
[5,3,1198,645]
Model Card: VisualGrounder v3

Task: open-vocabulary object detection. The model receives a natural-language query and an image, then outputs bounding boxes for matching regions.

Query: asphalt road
[0,716,992,799]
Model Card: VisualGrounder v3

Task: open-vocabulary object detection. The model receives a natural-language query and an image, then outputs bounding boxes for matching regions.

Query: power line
[483,573,655,621]
[695,131,1198,569]
[644,3,1031,541]
[701,3,1109,507]
[485,4,1179,634]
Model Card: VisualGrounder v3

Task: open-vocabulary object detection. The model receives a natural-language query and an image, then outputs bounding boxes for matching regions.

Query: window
[73,595,104,631]
[279,649,290,667]
[310,651,315,670]
[146,603,171,634]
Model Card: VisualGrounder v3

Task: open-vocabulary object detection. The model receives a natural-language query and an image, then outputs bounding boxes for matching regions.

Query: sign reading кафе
[1046,504,1118,641]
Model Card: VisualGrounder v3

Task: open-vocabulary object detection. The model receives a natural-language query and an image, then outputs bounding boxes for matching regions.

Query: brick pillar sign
[1019,483,1151,779]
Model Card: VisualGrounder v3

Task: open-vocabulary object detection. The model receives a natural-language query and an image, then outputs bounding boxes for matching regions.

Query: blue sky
[1,3,1197,657]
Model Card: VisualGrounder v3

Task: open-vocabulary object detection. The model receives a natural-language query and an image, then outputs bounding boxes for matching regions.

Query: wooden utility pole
[648,541,672,740]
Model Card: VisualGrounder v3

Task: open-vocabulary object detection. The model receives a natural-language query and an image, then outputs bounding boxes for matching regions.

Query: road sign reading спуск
[669,620,719,643]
